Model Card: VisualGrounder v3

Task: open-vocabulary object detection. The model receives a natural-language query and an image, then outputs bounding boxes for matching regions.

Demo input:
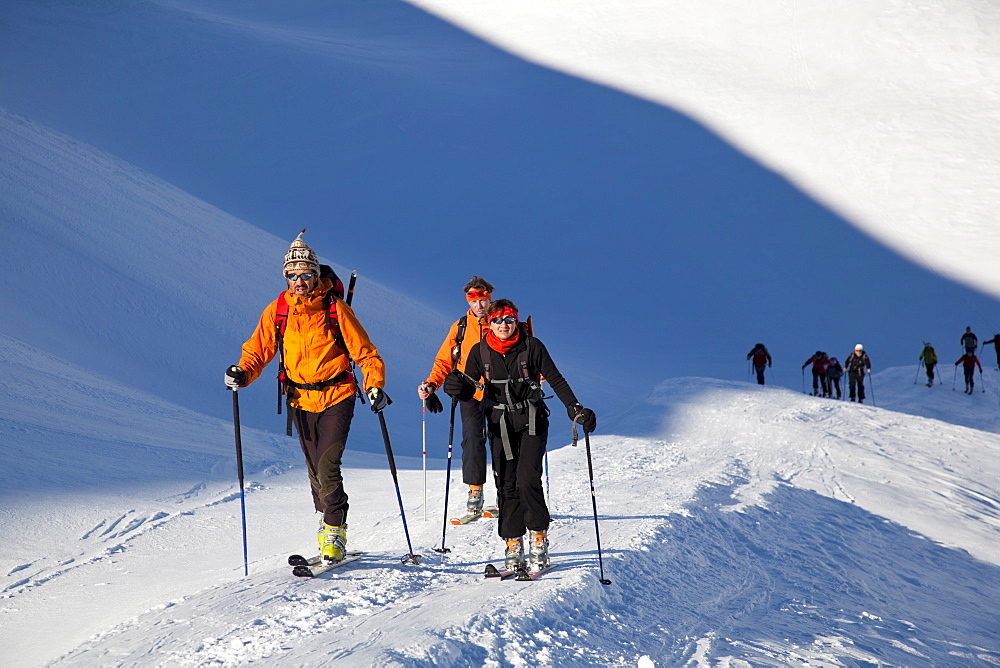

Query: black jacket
[844,350,871,374]
[465,335,579,432]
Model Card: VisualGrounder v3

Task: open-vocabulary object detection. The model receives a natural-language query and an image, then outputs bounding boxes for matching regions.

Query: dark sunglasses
[285,272,316,282]
[490,316,517,325]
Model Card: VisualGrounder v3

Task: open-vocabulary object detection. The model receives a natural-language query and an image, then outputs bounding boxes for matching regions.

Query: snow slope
[4,375,999,665]
[2,0,1000,665]
[2,0,998,404]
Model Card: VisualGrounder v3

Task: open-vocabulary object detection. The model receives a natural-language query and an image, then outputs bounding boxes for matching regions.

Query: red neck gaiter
[486,327,520,355]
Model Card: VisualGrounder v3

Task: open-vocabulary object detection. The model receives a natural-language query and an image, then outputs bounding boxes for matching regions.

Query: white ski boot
[504,537,525,571]
[528,530,549,574]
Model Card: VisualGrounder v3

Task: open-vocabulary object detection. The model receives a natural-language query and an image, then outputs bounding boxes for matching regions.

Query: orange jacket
[425,309,486,401]
[238,278,385,413]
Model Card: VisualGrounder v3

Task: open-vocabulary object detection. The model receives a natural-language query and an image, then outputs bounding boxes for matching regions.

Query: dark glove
[367,387,392,413]
[425,393,444,414]
[443,370,474,401]
[225,365,246,389]
[567,403,597,433]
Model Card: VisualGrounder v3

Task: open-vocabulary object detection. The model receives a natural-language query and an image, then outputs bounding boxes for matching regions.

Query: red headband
[489,306,518,321]
[466,289,492,302]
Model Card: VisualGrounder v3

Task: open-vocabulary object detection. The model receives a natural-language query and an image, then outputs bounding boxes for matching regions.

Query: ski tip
[484,563,499,576]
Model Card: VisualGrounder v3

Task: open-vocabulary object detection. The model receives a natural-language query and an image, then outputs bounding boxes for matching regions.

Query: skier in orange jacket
[225,230,387,563]
[418,276,495,518]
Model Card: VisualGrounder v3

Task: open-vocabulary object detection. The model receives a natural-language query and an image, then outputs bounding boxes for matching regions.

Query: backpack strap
[274,289,354,436]
[480,337,547,461]
[451,315,468,369]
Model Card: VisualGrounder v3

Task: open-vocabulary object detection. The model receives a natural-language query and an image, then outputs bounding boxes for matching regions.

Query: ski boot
[317,518,328,551]
[322,524,348,563]
[528,530,549,574]
[467,484,484,516]
[504,537,525,571]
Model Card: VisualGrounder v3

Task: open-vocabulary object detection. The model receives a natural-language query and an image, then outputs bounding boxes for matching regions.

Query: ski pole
[801,367,805,394]
[953,364,958,391]
[376,410,420,565]
[229,384,249,577]
[580,425,611,586]
[422,399,428,522]
[867,370,876,406]
[434,397,458,554]
[747,359,752,383]
[914,359,923,384]
[980,368,986,392]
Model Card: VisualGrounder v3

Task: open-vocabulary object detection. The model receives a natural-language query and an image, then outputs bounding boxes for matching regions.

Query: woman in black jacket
[444,299,596,575]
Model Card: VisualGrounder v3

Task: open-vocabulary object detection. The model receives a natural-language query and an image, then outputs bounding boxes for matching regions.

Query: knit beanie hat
[283,228,319,274]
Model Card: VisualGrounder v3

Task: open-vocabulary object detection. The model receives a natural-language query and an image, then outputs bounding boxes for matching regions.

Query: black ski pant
[294,397,355,527]
[812,370,829,395]
[828,375,842,398]
[925,362,936,383]
[848,371,866,401]
[964,367,976,390]
[489,416,549,539]
[460,398,489,486]
[754,364,766,385]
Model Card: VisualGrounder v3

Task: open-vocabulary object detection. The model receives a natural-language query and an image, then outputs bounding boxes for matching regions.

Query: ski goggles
[490,315,517,325]
[285,272,316,282]
[466,289,492,301]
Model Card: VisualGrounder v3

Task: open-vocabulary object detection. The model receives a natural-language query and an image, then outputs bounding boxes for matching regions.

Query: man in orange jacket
[225,230,388,563]
[417,276,495,518]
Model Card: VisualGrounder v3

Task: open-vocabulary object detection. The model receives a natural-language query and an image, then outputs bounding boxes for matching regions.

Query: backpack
[274,265,357,434]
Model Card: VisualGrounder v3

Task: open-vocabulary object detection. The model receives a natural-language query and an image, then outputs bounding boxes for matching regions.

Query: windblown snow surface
[2,0,1000,666]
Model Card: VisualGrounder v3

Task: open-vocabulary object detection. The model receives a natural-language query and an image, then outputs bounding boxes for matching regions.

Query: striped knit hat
[283,228,319,274]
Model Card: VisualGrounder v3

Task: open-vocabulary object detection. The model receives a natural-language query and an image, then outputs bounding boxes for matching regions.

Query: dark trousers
[925,362,936,382]
[754,365,766,385]
[964,367,976,390]
[828,375,842,398]
[460,399,488,486]
[848,371,866,401]
[293,397,355,526]
[812,370,829,395]
[490,417,549,539]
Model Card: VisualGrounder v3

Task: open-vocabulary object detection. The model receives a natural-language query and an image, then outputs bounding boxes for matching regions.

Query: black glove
[443,370,474,401]
[425,393,444,414]
[567,403,597,433]
[225,365,246,389]
[367,388,392,413]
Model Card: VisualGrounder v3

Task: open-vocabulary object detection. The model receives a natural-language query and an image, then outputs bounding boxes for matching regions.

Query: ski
[451,507,499,525]
[514,563,557,581]
[288,551,362,577]
[484,563,518,580]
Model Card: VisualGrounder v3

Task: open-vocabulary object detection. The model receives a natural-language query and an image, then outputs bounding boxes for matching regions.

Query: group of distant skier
[747,325,1000,402]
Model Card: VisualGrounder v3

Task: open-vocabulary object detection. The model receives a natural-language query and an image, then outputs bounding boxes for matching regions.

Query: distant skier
[844,344,871,404]
[961,326,978,355]
[826,356,843,399]
[444,299,596,576]
[417,276,496,520]
[982,334,1000,371]
[746,343,772,385]
[224,230,388,564]
[802,351,830,397]
[955,352,983,394]
[919,342,937,386]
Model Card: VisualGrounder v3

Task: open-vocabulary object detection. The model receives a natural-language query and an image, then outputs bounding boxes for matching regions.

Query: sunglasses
[285,272,316,282]
[490,315,517,325]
